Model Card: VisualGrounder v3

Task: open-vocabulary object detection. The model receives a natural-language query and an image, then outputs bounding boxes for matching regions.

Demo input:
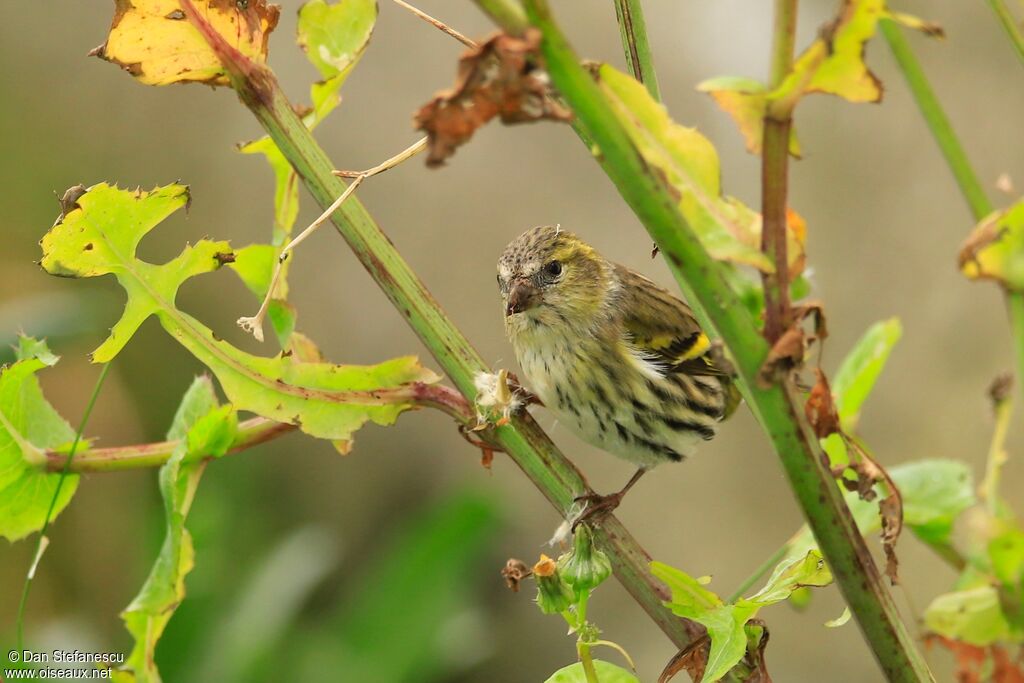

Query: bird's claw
[571,492,624,530]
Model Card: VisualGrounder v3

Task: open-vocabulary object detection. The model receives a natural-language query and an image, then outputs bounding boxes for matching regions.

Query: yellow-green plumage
[498,225,737,470]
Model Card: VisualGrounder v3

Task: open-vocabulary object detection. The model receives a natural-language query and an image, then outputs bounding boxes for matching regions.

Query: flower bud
[557,524,612,596]
[533,554,575,614]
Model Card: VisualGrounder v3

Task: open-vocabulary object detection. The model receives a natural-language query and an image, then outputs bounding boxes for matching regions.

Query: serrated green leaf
[696,76,801,157]
[596,65,805,278]
[545,660,641,683]
[40,184,440,447]
[832,318,902,431]
[116,377,237,683]
[960,200,1024,292]
[237,140,300,247]
[0,338,78,541]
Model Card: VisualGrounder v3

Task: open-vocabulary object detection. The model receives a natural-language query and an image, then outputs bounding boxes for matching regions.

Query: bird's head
[497,226,616,335]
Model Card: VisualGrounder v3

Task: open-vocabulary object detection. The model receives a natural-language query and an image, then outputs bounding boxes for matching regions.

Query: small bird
[497,225,740,523]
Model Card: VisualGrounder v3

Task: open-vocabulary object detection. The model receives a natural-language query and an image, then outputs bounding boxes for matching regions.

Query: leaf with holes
[0,338,78,541]
[95,0,279,86]
[40,183,439,450]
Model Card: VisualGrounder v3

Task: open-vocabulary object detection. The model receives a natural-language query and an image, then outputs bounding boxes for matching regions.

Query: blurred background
[1,1,1022,681]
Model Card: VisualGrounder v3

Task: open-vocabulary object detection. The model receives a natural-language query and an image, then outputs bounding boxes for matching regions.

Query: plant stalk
[512,1,934,679]
[878,19,993,221]
[761,0,797,343]
[986,0,1024,66]
[613,0,661,101]
[180,0,701,652]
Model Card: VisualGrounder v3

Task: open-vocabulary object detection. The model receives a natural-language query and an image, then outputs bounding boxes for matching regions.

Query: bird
[497,225,740,524]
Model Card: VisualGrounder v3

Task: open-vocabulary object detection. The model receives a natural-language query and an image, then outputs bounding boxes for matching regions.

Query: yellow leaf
[94,0,280,86]
[959,200,1024,291]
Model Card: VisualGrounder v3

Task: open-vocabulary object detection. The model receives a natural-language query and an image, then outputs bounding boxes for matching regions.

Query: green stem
[878,19,993,220]
[613,0,661,101]
[17,362,110,653]
[727,543,788,603]
[44,417,294,472]
[578,640,600,683]
[986,0,1024,66]
[473,0,529,36]
[180,0,700,652]
[514,1,933,680]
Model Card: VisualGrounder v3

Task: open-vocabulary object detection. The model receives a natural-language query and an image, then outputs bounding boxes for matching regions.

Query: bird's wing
[614,265,725,377]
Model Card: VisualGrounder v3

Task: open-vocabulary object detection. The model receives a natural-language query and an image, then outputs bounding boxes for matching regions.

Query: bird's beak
[506,280,539,317]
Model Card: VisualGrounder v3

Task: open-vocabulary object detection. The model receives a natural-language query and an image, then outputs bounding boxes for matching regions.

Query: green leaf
[826,607,852,628]
[655,552,832,681]
[0,337,78,541]
[298,0,378,123]
[893,460,975,545]
[989,527,1024,588]
[595,65,805,278]
[744,549,833,606]
[40,184,440,448]
[237,139,300,246]
[924,586,1018,646]
[650,561,723,616]
[116,377,237,683]
[960,200,1024,292]
[544,660,641,683]
[696,76,801,157]
[832,318,902,431]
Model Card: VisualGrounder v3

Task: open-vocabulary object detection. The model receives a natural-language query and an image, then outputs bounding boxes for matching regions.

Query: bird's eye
[544,260,562,277]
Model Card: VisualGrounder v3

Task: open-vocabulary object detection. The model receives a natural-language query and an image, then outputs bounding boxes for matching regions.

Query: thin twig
[393,0,476,48]
[238,137,428,341]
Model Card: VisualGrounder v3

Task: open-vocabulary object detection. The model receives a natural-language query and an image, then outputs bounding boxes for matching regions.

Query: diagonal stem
[986,0,1024,66]
[179,0,703,652]
[506,0,934,679]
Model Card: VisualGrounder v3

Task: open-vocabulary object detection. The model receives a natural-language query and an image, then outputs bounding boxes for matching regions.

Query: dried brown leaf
[926,636,1024,683]
[414,29,572,166]
[659,635,710,683]
[742,621,773,683]
[758,326,806,387]
[501,558,532,592]
[805,369,840,438]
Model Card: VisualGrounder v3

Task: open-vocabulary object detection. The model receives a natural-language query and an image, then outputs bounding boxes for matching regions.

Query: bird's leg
[572,468,647,530]
[505,371,543,408]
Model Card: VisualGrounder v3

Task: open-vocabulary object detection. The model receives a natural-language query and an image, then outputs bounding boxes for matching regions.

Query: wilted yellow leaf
[94,0,280,86]
[959,200,1024,291]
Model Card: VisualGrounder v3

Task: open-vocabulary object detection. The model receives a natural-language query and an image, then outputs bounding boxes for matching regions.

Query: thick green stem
[613,0,661,101]
[474,0,529,36]
[179,0,700,652]
[878,19,993,221]
[514,1,933,679]
[986,0,1024,66]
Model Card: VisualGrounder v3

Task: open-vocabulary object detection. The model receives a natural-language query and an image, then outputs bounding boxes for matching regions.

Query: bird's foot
[571,491,625,530]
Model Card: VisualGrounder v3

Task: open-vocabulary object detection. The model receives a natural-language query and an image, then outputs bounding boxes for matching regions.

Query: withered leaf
[758,326,806,387]
[95,0,280,87]
[845,439,904,584]
[805,369,840,439]
[414,29,572,167]
[659,635,710,683]
[501,558,532,592]
[926,636,1024,683]
[741,621,773,683]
